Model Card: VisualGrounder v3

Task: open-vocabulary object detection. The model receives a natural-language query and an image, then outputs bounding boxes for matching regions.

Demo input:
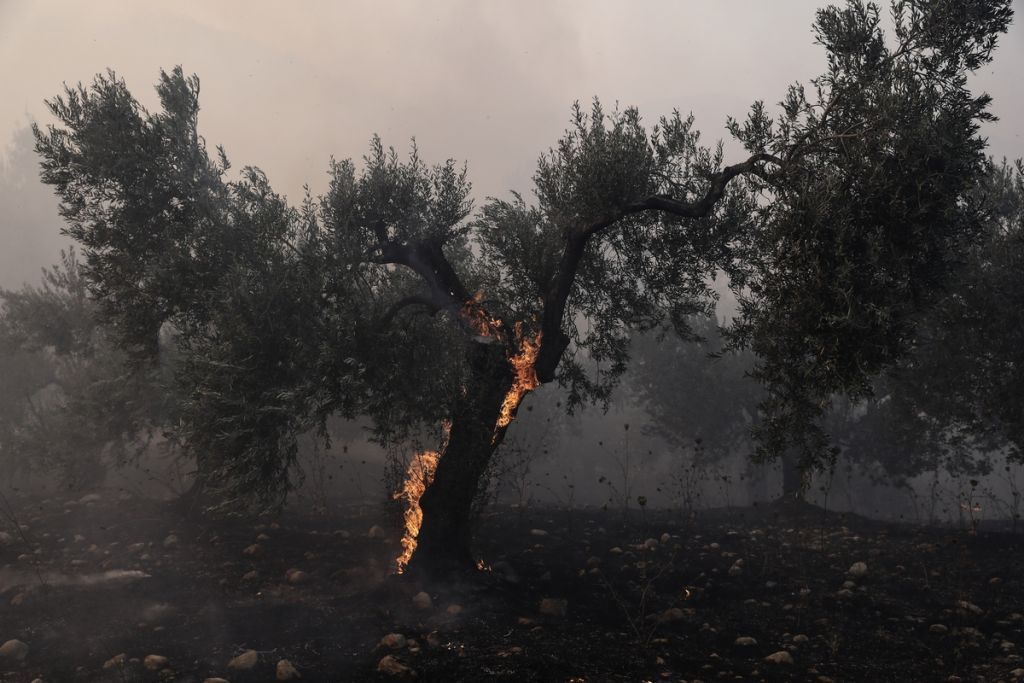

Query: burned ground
[1,491,1023,682]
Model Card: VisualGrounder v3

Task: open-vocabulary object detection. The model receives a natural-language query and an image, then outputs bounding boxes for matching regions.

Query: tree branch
[534,151,781,383]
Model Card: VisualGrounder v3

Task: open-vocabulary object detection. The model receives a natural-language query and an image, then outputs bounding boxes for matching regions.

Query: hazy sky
[1,1,1022,289]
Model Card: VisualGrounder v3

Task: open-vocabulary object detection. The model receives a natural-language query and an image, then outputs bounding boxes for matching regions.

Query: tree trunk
[406,341,514,576]
[780,451,806,502]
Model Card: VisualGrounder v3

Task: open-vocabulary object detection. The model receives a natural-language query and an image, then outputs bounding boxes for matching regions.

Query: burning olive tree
[33,0,1011,573]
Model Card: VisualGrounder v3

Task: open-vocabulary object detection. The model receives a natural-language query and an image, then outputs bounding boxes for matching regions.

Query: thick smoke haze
[2,1,1021,289]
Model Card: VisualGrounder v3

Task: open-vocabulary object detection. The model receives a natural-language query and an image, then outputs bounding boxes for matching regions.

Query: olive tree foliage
[32,0,1012,511]
[814,160,1024,491]
[722,0,1013,473]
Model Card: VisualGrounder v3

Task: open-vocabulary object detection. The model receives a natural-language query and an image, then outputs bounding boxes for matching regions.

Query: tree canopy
[30,0,1014,524]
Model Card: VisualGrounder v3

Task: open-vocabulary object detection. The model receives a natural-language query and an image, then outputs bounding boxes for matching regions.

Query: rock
[660,532,671,544]
[930,624,949,634]
[792,634,809,644]
[380,633,408,649]
[1009,668,1024,680]
[204,679,230,683]
[103,653,127,669]
[412,591,433,610]
[78,493,102,504]
[285,568,309,584]
[228,649,259,670]
[143,654,169,670]
[764,650,794,665]
[162,534,179,549]
[609,546,623,555]
[377,654,414,677]
[242,570,259,581]
[955,600,983,615]
[446,604,464,616]
[539,598,568,617]
[0,639,29,661]
[243,543,264,557]
[367,525,386,539]
[848,561,868,578]
[276,659,300,680]
[734,636,758,647]
[0,531,13,546]
[643,538,659,549]
[728,563,743,577]
[529,528,549,537]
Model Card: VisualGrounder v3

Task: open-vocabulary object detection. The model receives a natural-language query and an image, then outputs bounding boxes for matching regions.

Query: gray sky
[1,1,1022,290]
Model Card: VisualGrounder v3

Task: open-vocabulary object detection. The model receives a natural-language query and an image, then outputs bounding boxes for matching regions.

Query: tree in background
[32,0,1012,573]
[628,317,769,502]
[0,250,174,489]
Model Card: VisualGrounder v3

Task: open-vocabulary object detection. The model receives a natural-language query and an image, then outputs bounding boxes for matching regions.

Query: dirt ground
[1,490,1023,682]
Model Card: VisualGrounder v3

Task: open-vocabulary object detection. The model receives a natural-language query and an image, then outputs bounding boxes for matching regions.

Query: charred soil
[1,492,1023,682]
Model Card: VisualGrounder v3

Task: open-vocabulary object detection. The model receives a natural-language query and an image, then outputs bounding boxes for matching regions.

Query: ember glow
[393,422,450,573]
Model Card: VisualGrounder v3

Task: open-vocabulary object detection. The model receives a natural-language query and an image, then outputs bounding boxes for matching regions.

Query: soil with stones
[1,490,1023,682]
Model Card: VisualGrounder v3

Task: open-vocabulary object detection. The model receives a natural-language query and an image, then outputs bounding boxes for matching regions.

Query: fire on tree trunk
[400,315,542,576]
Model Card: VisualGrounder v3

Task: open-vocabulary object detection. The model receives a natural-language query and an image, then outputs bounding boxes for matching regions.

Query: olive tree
[32,0,1012,573]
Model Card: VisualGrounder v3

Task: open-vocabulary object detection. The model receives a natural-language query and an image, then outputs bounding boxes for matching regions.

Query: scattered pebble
[377,654,414,677]
[412,591,433,610]
[734,636,758,647]
[228,649,259,670]
[380,633,408,649]
[102,653,127,669]
[764,650,794,665]
[848,561,868,578]
[285,568,309,584]
[276,659,300,680]
[0,639,29,661]
[143,654,169,670]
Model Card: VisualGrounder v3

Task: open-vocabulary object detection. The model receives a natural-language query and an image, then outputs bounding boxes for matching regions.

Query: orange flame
[495,322,542,433]
[393,422,450,573]
[461,291,503,339]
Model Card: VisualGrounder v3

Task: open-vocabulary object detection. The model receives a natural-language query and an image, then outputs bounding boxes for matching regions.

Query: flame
[461,291,503,339]
[495,322,542,433]
[393,422,450,573]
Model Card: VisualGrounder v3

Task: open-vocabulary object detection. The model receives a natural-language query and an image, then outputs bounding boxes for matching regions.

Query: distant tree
[629,317,761,460]
[32,0,1012,573]
[0,250,173,488]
